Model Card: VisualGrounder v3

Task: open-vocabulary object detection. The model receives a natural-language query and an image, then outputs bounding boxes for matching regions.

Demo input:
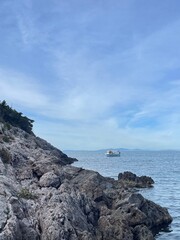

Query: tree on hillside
[0,100,34,134]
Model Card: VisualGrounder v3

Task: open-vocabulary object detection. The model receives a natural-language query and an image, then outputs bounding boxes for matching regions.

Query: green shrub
[18,188,37,200]
[24,133,29,139]
[0,100,34,134]
[2,136,10,143]
[4,123,11,130]
[0,148,11,164]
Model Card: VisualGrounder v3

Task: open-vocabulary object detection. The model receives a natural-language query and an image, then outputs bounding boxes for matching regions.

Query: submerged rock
[0,122,172,240]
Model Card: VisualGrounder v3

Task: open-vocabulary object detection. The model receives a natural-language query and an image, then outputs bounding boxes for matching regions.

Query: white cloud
[0,68,49,109]
[34,115,180,151]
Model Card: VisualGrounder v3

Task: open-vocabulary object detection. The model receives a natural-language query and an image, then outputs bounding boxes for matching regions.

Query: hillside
[0,107,172,240]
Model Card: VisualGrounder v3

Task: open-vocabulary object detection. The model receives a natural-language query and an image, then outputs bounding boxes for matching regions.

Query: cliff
[0,121,172,240]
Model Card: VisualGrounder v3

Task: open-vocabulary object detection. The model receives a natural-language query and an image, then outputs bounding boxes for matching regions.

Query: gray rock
[133,225,154,240]
[39,171,61,188]
[118,171,154,188]
[0,196,8,231]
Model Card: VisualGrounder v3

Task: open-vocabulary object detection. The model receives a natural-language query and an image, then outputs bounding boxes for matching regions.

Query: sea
[64,150,180,240]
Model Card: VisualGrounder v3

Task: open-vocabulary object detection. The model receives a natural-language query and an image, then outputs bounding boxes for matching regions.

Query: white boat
[105,150,120,157]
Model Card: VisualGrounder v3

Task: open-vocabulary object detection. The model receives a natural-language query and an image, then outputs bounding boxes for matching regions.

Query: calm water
[65,150,180,240]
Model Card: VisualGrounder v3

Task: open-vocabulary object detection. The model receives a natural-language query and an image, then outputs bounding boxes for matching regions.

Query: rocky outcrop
[0,122,172,240]
[118,171,154,188]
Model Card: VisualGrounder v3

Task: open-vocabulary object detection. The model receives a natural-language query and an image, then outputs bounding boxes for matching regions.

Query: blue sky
[1,0,180,150]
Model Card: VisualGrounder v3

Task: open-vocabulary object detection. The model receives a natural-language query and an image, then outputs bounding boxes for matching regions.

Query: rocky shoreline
[0,122,172,240]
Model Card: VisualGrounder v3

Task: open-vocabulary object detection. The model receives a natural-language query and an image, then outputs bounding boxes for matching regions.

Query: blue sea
[64,150,180,240]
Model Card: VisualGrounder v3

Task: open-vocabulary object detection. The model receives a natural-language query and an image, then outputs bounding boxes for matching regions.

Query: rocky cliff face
[0,122,172,240]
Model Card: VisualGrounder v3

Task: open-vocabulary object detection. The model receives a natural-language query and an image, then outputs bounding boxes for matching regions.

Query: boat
[105,150,121,157]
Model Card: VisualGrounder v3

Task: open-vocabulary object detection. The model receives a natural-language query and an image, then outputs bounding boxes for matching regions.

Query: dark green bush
[2,136,10,143]
[0,100,34,134]
[24,133,29,139]
[18,188,37,199]
[4,123,11,130]
[0,148,11,164]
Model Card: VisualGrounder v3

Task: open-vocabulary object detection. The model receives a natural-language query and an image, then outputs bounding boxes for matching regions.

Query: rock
[9,197,25,220]
[39,171,61,188]
[19,220,39,240]
[128,193,145,208]
[37,186,98,240]
[140,199,173,229]
[133,225,154,240]
[0,195,8,231]
[118,171,154,188]
[34,137,77,165]
[0,215,22,240]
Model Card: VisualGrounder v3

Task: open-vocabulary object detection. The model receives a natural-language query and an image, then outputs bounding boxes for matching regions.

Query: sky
[1,0,180,150]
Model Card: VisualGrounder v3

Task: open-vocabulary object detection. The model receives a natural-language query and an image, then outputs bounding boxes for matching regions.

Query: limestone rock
[39,171,61,188]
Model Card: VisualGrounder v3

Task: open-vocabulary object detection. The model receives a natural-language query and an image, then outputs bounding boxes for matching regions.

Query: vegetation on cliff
[0,100,34,134]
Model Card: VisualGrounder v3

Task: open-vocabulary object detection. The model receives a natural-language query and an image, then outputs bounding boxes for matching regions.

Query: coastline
[0,122,172,239]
